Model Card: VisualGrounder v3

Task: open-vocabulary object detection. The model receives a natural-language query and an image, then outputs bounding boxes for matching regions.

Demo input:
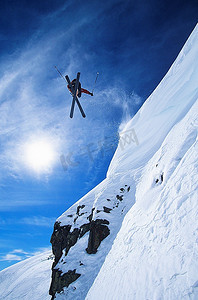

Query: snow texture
[0,23,197,300]
[87,24,198,300]
[0,251,52,300]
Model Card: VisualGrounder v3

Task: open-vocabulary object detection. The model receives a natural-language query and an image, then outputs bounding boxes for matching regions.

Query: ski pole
[92,72,99,94]
[54,66,65,81]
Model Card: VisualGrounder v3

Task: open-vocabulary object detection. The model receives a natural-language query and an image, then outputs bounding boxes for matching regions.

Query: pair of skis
[65,72,86,118]
[55,66,99,118]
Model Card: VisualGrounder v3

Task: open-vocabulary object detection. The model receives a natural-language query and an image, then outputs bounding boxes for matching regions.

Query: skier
[67,78,93,98]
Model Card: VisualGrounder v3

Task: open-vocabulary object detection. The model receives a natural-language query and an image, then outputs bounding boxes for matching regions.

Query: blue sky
[0,0,197,270]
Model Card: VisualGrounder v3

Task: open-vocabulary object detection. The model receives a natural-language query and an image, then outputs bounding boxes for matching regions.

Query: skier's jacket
[67,79,93,97]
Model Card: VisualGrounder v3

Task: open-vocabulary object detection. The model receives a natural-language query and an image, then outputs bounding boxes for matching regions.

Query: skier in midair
[67,78,93,98]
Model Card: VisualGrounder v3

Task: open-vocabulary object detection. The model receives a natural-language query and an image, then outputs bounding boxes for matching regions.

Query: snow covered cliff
[0,251,52,300]
[87,24,198,299]
[49,24,198,300]
[0,24,197,300]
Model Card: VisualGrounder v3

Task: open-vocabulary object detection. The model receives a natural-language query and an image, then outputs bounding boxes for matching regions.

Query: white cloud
[0,199,52,211]
[12,249,29,254]
[0,0,143,184]
[1,254,23,261]
[21,216,56,227]
[32,247,52,256]
[0,247,52,262]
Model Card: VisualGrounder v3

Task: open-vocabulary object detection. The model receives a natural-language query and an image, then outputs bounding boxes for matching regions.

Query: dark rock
[120,188,125,192]
[76,205,85,216]
[74,216,78,223]
[127,186,131,192]
[116,195,123,201]
[50,210,110,299]
[49,269,81,298]
[87,207,95,222]
[107,198,111,201]
[47,254,54,260]
[103,206,112,213]
[50,222,81,299]
[50,222,71,264]
[79,223,91,238]
[155,173,164,184]
[86,219,110,254]
[64,228,80,256]
[161,173,164,182]
[67,214,73,218]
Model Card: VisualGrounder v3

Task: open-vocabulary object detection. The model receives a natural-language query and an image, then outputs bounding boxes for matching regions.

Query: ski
[75,96,86,118]
[65,73,85,118]
[69,72,80,118]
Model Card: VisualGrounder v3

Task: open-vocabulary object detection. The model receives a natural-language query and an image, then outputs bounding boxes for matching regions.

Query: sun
[24,139,56,173]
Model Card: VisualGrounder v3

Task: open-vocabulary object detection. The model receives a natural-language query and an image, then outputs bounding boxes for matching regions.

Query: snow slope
[86,24,198,300]
[50,24,198,300]
[0,24,197,300]
[0,251,52,300]
[108,24,198,177]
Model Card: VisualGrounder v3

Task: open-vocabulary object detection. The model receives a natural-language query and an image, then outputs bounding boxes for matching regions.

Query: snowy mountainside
[86,25,198,299]
[86,99,198,300]
[0,251,52,300]
[0,24,197,300]
[49,24,198,300]
[108,23,198,176]
[49,173,137,300]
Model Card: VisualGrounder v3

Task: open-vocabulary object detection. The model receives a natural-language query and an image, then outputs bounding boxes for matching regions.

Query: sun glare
[24,139,56,173]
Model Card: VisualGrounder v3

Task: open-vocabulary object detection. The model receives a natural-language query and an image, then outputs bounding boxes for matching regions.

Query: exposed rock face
[49,185,131,299]
[50,269,81,300]
[49,222,81,298]
[50,222,72,263]
[86,219,110,254]
[49,218,110,299]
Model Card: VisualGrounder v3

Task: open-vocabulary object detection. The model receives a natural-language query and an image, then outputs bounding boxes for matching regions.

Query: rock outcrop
[49,184,131,299]
[49,216,110,298]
